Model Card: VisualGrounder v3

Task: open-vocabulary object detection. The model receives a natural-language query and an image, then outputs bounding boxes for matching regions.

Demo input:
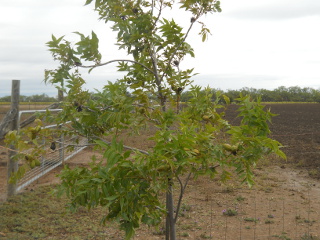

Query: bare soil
[1,103,320,239]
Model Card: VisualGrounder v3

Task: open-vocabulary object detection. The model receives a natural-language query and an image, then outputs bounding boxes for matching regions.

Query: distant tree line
[180,86,320,103]
[1,86,319,103]
[0,93,57,102]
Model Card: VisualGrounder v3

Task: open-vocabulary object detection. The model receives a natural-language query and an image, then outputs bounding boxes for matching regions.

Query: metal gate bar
[15,110,88,192]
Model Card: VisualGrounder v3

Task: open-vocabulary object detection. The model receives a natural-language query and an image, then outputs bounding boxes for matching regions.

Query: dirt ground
[1,103,320,239]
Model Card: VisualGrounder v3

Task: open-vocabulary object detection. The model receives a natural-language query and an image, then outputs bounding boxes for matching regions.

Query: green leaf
[123,150,131,159]
[223,95,230,104]
[202,33,207,42]
[84,0,93,6]
[105,195,118,201]
[106,152,121,170]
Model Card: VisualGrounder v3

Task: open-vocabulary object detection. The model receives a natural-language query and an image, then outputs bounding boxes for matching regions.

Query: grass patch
[0,185,122,239]
[236,195,245,202]
[222,208,238,216]
[244,217,259,223]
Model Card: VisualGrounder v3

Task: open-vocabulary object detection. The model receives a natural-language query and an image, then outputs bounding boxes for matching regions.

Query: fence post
[57,89,64,165]
[7,80,20,198]
[58,89,64,102]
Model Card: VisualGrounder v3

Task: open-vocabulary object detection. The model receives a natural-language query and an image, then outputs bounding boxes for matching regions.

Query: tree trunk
[166,179,176,240]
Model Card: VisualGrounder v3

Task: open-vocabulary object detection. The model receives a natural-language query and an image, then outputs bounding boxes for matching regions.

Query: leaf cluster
[56,138,164,239]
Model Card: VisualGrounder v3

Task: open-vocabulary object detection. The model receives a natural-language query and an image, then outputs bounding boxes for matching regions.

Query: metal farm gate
[15,109,88,192]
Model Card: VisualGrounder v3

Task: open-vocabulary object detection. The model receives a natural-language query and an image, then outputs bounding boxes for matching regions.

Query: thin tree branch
[160,15,199,83]
[173,163,220,223]
[79,59,155,75]
[174,172,192,223]
[149,42,166,111]
[149,46,161,88]
[149,1,167,111]
[151,0,155,17]
[152,0,164,29]
[93,135,150,155]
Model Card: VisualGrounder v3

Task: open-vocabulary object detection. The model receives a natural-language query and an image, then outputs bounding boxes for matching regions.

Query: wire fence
[14,109,88,192]
[211,185,319,239]
[168,179,320,240]
[16,124,88,192]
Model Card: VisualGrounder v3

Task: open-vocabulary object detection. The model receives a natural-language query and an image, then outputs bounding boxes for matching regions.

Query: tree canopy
[5,1,286,239]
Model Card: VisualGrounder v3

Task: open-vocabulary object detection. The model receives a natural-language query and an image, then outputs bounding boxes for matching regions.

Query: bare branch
[152,0,164,29]
[79,59,155,76]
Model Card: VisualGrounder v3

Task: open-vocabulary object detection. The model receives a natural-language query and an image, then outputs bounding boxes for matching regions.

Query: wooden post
[58,89,64,102]
[57,89,64,165]
[7,80,20,198]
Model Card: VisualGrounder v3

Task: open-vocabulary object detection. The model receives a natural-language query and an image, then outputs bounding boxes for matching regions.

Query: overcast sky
[0,0,320,97]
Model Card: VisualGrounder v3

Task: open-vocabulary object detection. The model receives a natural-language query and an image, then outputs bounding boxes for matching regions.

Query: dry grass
[0,186,125,240]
